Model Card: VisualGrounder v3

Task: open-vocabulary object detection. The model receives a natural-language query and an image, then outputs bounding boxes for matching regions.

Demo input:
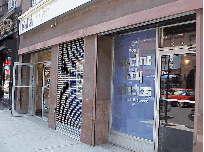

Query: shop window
[111,29,156,141]
[160,22,196,47]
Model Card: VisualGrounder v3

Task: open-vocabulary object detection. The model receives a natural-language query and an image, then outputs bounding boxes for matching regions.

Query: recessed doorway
[158,50,196,152]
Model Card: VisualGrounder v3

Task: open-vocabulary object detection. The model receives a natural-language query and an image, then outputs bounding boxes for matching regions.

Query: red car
[161,88,195,107]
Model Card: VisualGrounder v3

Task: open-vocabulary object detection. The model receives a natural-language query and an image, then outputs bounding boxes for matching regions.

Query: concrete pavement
[0,98,131,152]
[0,97,194,152]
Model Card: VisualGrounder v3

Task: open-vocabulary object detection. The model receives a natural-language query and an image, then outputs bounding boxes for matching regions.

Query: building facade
[0,0,20,103]
[15,0,203,151]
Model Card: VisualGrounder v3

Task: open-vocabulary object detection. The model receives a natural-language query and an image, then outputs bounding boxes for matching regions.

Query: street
[168,106,194,129]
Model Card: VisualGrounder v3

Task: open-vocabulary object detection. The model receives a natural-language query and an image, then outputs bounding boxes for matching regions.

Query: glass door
[42,63,50,120]
[12,62,34,116]
[157,50,196,152]
[35,62,50,121]
[35,63,43,117]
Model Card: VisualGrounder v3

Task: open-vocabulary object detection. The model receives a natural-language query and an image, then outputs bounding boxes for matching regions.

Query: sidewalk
[0,97,11,110]
[0,99,131,152]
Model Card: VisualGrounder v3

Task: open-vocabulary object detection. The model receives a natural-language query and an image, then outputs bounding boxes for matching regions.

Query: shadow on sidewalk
[0,98,11,110]
[159,125,193,152]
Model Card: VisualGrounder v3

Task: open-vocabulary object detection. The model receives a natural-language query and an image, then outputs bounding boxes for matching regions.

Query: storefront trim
[18,0,202,55]
[193,8,203,152]
[99,12,196,36]
[109,36,114,134]
[109,130,153,152]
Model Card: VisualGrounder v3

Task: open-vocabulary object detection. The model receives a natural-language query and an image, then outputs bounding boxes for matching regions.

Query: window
[160,22,196,47]
[31,0,42,6]
[111,29,156,141]
[8,0,16,10]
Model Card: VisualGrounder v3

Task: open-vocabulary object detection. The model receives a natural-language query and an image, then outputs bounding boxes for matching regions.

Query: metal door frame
[12,62,35,116]
[34,61,51,121]
[155,47,196,151]
[42,61,51,121]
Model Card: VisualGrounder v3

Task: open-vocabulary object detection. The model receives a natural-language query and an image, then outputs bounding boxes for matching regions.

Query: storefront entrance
[12,62,35,116]
[29,51,51,121]
[12,61,51,119]
[109,19,196,151]
[158,49,196,152]
[12,50,51,121]
[35,62,51,121]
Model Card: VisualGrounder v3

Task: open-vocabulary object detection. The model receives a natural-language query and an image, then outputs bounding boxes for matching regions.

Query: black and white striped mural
[56,38,84,140]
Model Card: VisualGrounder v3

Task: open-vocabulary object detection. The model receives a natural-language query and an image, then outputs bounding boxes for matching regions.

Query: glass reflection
[159,53,195,152]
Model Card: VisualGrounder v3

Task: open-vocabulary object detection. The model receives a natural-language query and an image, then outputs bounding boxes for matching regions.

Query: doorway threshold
[99,143,137,152]
[164,123,194,132]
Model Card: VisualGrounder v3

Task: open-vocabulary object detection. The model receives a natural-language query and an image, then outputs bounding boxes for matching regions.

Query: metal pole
[165,55,170,125]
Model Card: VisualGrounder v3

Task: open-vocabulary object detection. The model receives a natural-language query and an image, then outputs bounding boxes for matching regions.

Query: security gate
[56,38,84,140]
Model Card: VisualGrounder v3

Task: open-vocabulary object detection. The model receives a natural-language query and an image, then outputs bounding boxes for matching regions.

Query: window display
[112,29,156,140]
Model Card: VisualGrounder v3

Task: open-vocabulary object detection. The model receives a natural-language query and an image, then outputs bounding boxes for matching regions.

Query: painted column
[80,34,97,146]
[193,8,203,152]
[95,36,113,144]
[48,44,59,129]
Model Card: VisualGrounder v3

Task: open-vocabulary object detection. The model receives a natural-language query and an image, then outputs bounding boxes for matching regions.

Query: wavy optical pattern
[56,38,84,140]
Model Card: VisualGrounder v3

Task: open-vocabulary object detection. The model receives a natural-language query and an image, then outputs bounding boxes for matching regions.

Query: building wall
[18,0,203,151]
[0,0,23,104]
[21,0,30,14]
[19,0,177,49]
[0,0,23,17]
[0,0,8,17]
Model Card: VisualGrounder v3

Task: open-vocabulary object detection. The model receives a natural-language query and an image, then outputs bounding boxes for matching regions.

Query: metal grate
[56,38,84,140]
[99,11,196,36]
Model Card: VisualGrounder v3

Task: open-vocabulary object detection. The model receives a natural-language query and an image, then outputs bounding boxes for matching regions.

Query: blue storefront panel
[112,29,156,141]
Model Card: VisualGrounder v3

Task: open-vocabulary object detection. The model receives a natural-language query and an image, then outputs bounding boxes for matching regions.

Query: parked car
[161,88,195,108]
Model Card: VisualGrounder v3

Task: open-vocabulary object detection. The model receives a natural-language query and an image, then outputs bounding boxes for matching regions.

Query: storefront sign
[111,29,156,141]
[19,0,91,35]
